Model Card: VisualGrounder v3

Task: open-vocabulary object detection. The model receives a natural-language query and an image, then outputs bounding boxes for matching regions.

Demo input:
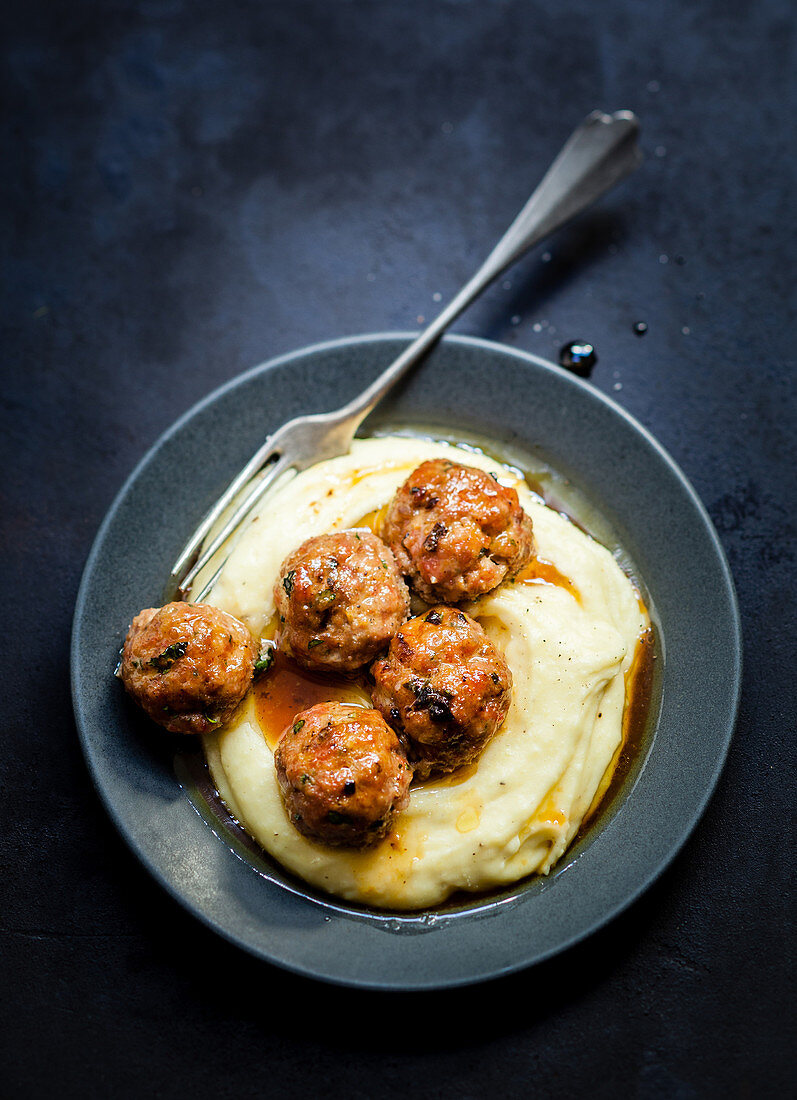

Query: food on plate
[196,436,651,910]
[371,606,512,780]
[119,601,256,735]
[274,702,413,847]
[274,530,409,672]
[381,457,534,602]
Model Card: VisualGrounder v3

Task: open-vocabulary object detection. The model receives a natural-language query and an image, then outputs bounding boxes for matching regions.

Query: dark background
[3,1,795,1096]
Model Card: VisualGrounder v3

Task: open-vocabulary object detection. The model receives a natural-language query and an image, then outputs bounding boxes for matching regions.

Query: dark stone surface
[2,0,794,1096]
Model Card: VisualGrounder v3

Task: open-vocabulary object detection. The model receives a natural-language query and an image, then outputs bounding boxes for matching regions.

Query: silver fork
[170,109,642,603]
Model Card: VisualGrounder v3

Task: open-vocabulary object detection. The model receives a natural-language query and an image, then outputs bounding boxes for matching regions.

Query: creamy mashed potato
[199,437,648,910]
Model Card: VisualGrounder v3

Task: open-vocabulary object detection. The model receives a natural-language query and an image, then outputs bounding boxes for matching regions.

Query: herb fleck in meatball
[119,602,257,735]
[274,530,410,672]
[381,458,534,603]
[275,702,413,847]
[371,606,512,779]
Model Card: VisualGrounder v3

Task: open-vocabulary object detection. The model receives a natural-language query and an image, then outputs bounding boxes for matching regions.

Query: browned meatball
[381,458,534,603]
[274,530,410,672]
[371,606,512,780]
[119,602,257,735]
[275,702,413,847]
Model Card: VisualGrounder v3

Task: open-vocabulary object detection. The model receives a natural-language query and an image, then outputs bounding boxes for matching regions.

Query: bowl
[71,333,741,989]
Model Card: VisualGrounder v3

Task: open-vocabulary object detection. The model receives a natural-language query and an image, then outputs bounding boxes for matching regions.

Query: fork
[169,109,642,603]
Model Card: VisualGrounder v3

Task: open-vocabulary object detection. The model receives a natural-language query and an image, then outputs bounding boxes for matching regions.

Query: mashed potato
[198,437,648,910]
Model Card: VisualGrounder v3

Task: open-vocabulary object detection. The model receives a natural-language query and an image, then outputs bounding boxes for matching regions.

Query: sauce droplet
[558,341,597,377]
[456,806,480,833]
[632,321,648,336]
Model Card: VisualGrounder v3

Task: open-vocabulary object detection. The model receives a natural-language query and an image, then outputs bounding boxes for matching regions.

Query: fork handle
[341,109,641,425]
[168,111,641,598]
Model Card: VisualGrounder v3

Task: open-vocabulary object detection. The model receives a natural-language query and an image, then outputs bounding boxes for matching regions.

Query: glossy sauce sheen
[579,624,656,832]
[514,556,580,601]
[254,650,369,749]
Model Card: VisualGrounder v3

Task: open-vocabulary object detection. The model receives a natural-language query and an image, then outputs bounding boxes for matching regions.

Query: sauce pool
[254,650,370,749]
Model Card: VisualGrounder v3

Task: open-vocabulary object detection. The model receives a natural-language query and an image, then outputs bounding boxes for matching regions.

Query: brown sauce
[514,556,580,601]
[253,650,370,750]
[578,623,656,833]
[352,507,389,536]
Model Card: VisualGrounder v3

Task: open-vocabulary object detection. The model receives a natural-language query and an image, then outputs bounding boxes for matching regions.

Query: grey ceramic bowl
[71,334,741,989]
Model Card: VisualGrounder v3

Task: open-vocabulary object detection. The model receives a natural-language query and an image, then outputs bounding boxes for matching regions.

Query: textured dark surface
[2,0,794,1096]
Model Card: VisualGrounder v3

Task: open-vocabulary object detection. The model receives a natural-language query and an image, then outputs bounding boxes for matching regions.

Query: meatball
[119,601,257,735]
[381,458,534,603]
[274,530,410,672]
[371,606,512,780]
[275,702,413,847]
